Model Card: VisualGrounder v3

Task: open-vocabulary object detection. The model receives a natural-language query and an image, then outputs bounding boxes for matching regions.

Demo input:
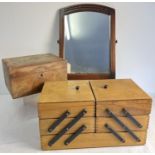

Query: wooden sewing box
[38,79,152,150]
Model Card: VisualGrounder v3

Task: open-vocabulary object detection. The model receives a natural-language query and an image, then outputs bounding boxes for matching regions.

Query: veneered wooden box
[38,79,152,150]
[2,53,67,98]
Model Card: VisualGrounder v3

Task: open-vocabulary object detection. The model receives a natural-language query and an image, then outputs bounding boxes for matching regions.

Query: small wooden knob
[40,73,43,77]
[103,84,108,89]
[75,86,80,90]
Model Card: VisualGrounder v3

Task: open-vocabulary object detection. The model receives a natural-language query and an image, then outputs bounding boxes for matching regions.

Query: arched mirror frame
[58,4,116,80]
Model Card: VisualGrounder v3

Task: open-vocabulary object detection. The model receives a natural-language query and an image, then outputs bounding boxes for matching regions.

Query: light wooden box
[2,53,67,98]
[38,79,152,150]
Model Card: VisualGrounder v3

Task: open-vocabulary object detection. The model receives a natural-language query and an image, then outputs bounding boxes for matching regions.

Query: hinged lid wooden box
[2,53,67,98]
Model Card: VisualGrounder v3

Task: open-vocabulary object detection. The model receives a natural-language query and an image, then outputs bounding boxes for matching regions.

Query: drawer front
[97,100,151,117]
[39,117,95,135]
[38,102,94,119]
[40,131,146,150]
[96,115,149,133]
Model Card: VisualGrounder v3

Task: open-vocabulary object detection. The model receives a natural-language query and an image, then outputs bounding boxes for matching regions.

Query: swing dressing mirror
[58,4,116,80]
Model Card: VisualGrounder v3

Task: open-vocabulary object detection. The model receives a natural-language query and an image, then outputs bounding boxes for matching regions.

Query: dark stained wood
[58,4,116,80]
[110,11,116,78]
[62,4,115,15]
[59,9,65,58]
[68,73,112,80]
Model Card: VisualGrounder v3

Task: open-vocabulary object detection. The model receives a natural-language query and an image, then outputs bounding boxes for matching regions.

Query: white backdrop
[0,2,155,152]
[0,2,155,95]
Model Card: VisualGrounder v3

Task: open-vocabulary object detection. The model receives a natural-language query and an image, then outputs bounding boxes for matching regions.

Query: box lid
[90,79,152,102]
[2,53,66,78]
[39,80,95,103]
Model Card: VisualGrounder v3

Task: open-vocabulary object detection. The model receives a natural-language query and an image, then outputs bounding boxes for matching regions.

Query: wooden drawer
[38,103,94,119]
[39,117,95,135]
[96,100,151,117]
[40,131,147,150]
[2,53,67,98]
[96,115,149,132]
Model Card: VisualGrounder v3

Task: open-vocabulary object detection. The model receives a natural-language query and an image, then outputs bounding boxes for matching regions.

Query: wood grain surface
[96,100,151,117]
[2,53,67,98]
[39,117,95,135]
[90,79,152,101]
[39,80,95,103]
[41,131,147,150]
[38,103,94,119]
[96,115,149,132]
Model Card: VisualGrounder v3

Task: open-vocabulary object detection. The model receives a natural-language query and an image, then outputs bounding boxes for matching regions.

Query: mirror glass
[64,11,111,74]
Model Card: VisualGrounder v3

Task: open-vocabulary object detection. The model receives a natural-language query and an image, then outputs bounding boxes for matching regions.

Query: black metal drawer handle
[64,125,86,145]
[122,108,143,128]
[48,109,87,147]
[48,110,70,133]
[104,124,125,143]
[105,109,141,142]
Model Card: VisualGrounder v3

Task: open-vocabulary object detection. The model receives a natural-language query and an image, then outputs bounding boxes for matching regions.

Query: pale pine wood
[97,100,151,117]
[38,103,94,119]
[39,80,95,103]
[38,79,151,150]
[2,53,67,98]
[40,131,147,150]
[90,79,152,101]
[96,115,149,132]
[39,117,95,135]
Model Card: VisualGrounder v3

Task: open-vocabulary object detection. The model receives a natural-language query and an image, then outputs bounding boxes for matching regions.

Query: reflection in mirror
[64,11,111,74]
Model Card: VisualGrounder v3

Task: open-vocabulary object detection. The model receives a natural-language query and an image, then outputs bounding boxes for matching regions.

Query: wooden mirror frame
[58,4,116,80]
